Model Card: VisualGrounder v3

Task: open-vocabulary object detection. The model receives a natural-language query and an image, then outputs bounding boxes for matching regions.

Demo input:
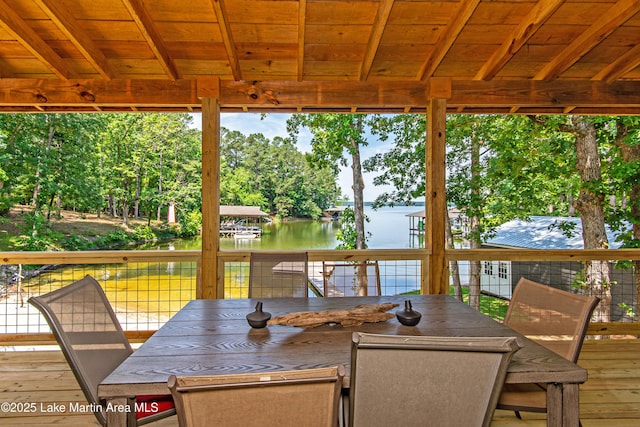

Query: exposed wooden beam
[0,0,76,80]
[417,0,481,80]
[448,79,640,109]
[0,79,198,107]
[297,0,307,81]
[534,0,640,81]
[211,0,242,80]
[475,0,563,80]
[121,0,179,80]
[1,78,640,113]
[360,0,394,80]
[34,0,113,80]
[593,44,640,83]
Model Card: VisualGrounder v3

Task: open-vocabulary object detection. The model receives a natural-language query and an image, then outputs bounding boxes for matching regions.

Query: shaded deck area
[0,339,638,426]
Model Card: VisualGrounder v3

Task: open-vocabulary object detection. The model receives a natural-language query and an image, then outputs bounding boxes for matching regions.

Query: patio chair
[249,251,309,298]
[168,366,345,427]
[322,261,381,297]
[27,275,175,426]
[497,277,600,420]
[348,333,522,427]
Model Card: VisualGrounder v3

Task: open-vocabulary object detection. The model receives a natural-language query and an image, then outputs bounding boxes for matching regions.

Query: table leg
[547,383,580,427]
[104,397,135,427]
[562,383,581,427]
[547,383,563,427]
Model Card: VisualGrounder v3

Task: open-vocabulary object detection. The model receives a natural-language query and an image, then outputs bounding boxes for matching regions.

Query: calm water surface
[152,205,423,251]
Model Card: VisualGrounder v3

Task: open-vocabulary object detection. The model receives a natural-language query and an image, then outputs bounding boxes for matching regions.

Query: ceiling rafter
[474,0,563,80]
[593,43,640,82]
[0,0,75,80]
[121,0,179,80]
[360,0,394,80]
[211,0,241,81]
[417,0,481,80]
[534,0,640,81]
[297,0,307,81]
[34,0,113,79]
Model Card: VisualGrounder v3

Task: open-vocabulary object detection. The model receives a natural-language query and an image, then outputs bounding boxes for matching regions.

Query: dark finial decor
[246,301,271,328]
[396,300,421,326]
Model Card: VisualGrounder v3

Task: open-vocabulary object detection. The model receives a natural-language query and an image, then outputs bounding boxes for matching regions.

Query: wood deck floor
[0,339,638,426]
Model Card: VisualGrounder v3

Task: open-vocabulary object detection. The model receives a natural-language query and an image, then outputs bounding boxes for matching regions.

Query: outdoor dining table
[98,295,587,427]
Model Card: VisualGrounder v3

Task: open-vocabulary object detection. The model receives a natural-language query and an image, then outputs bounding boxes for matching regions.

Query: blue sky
[190,113,393,201]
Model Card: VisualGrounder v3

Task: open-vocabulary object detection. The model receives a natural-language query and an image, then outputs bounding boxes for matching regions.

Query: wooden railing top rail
[4,248,640,265]
[0,250,201,264]
[446,248,640,261]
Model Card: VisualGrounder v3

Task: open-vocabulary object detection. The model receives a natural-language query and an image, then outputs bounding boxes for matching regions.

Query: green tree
[219,127,338,219]
[287,114,369,248]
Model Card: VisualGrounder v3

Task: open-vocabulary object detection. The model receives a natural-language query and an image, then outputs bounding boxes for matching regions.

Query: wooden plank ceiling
[0,0,639,114]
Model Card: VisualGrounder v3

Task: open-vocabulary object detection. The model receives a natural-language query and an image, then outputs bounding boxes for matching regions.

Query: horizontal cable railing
[447,249,640,335]
[1,251,200,341]
[1,248,638,342]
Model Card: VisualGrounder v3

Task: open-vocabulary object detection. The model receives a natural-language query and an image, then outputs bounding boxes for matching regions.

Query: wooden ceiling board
[174,59,233,78]
[152,22,222,43]
[225,0,300,24]
[97,41,155,58]
[0,41,33,56]
[380,24,444,45]
[1,0,640,112]
[305,25,372,44]
[305,44,367,62]
[240,59,298,79]
[230,24,298,44]
[368,59,424,78]
[141,0,216,22]
[468,2,535,25]
[9,0,49,19]
[455,24,519,44]
[57,0,135,20]
[376,43,432,61]
[388,1,459,25]
[546,1,619,24]
[77,21,147,42]
[235,44,298,61]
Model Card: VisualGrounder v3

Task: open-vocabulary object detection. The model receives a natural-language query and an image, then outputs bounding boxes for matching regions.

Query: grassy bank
[0,206,175,251]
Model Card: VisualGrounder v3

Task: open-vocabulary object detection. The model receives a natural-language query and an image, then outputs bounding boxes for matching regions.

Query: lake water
[145,204,425,251]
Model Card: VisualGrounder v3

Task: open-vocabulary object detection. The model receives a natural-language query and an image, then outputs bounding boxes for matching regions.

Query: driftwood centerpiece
[267,303,399,328]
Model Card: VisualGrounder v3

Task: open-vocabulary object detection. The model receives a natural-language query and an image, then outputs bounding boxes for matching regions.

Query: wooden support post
[199,78,221,299]
[425,96,448,294]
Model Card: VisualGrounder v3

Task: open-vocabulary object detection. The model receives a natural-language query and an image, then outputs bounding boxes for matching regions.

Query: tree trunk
[134,166,140,218]
[32,118,55,209]
[349,118,368,295]
[157,151,164,221]
[468,132,482,309]
[612,120,640,320]
[446,207,463,301]
[571,118,611,322]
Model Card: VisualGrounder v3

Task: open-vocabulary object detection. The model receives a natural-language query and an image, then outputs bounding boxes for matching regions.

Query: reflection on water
[139,219,342,251]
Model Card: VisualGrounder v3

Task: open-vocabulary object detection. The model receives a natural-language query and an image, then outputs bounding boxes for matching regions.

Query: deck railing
[1,248,638,343]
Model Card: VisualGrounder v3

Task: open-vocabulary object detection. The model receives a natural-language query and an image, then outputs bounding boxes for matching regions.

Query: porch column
[424,79,450,294]
[198,77,221,299]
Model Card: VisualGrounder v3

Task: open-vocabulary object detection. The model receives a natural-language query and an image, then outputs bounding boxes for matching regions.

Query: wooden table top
[99,295,587,397]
